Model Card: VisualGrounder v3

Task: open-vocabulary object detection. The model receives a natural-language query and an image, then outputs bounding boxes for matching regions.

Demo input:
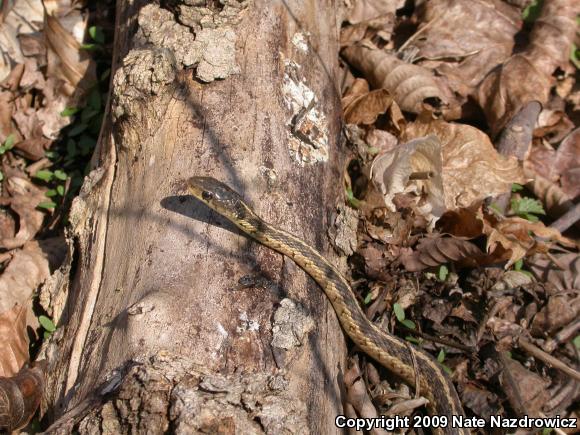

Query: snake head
[187,176,247,220]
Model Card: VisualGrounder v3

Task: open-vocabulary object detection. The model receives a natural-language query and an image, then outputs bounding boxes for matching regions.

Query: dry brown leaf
[341,13,395,48]
[45,13,96,98]
[405,117,525,209]
[534,109,574,144]
[371,135,446,222]
[346,0,404,24]
[400,236,486,271]
[0,241,50,313]
[411,0,520,98]
[342,46,455,114]
[0,0,44,82]
[0,304,28,378]
[461,383,503,419]
[476,0,578,135]
[554,128,580,199]
[530,292,580,336]
[499,356,549,416]
[344,359,388,435]
[528,253,580,291]
[524,166,575,217]
[483,213,576,268]
[0,363,45,432]
[1,174,46,249]
[344,88,397,126]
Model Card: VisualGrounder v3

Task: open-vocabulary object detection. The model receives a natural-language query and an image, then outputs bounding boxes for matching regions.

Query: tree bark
[43,0,348,432]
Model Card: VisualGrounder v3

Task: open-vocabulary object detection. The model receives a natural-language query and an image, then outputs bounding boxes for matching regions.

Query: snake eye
[202,191,214,201]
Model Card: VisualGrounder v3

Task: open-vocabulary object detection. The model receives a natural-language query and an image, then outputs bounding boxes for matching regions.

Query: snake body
[188,176,468,435]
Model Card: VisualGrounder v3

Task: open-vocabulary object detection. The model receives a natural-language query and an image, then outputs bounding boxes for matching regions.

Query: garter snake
[188,176,468,435]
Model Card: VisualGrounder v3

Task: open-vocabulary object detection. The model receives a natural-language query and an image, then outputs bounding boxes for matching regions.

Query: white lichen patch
[271,299,314,350]
[237,311,260,333]
[282,59,329,165]
[291,32,309,53]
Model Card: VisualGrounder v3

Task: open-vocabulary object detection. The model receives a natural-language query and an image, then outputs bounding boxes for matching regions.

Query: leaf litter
[340,0,580,430]
[0,0,109,431]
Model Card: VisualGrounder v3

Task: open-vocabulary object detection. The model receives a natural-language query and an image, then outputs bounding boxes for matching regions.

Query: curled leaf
[342,45,454,113]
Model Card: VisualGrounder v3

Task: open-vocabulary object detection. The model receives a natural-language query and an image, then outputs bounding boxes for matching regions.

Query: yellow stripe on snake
[188,176,469,435]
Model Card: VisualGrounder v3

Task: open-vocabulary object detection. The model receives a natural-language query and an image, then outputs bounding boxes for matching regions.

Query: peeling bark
[42,0,347,433]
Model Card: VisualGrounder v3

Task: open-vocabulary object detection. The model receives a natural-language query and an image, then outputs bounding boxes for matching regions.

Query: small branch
[550,201,580,233]
[517,337,580,382]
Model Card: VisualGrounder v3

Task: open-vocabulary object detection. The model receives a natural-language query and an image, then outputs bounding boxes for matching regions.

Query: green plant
[510,197,545,222]
[345,186,361,209]
[437,264,449,282]
[437,349,453,375]
[393,303,416,329]
[38,315,56,339]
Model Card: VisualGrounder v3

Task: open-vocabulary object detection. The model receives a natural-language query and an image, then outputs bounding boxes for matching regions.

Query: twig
[550,201,580,233]
[518,337,580,382]
[397,323,474,353]
[543,318,580,353]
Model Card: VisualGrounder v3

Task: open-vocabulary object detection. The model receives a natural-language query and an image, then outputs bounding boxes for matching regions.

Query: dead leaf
[0,363,45,432]
[45,13,96,98]
[400,236,486,271]
[0,241,50,313]
[528,253,580,291]
[411,0,520,98]
[1,174,46,249]
[499,355,549,416]
[342,46,456,114]
[475,0,578,134]
[530,292,580,336]
[483,213,576,268]
[371,135,446,222]
[461,383,503,419]
[344,88,396,126]
[0,304,28,377]
[346,0,404,24]
[405,116,526,210]
[553,127,580,199]
[341,13,395,48]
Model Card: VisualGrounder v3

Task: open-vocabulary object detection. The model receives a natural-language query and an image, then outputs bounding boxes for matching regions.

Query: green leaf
[45,150,57,159]
[45,189,57,197]
[34,170,54,182]
[0,134,15,154]
[542,428,553,435]
[572,43,580,69]
[89,25,105,44]
[100,68,111,82]
[522,0,543,23]
[511,183,524,192]
[511,197,545,219]
[401,319,415,329]
[37,201,57,210]
[405,336,422,345]
[3,134,14,149]
[43,330,52,340]
[53,169,67,181]
[393,303,405,322]
[0,171,3,182]
[345,187,360,209]
[38,315,56,332]
[60,107,79,117]
[488,203,503,215]
[437,349,446,363]
[87,89,102,111]
[438,264,449,281]
[80,43,101,51]
[441,364,453,375]
[68,123,88,137]
[573,335,580,349]
[514,259,523,271]
[364,292,373,305]
[57,185,65,196]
